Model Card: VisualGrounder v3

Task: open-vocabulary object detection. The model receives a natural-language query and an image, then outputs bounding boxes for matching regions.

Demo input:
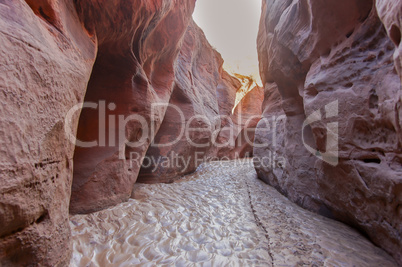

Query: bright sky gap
[192,0,262,86]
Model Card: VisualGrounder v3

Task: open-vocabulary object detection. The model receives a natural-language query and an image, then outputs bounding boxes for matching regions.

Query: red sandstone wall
[69,0,195,214]
[254,0,402,263]
[137,20,240,183]
[0,0,96,265]
[0,0,261,264]
[0,0,196,264]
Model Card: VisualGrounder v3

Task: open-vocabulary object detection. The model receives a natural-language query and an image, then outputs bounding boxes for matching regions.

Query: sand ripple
[70,160,397,266]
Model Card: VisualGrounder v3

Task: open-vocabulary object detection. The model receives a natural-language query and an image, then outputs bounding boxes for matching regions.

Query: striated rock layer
[0,0,260,264]
[228,85,264,159]
[377,0,402,82]
[254,0,402,264]
[0,0,196,265]
[70,0,196,214]
[137,23,263,184]
[137,20,240,184]
[213,84,264,160]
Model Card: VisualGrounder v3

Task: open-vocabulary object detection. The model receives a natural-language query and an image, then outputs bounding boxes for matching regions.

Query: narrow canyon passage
[69,160,396,266]
[1,0,402,266]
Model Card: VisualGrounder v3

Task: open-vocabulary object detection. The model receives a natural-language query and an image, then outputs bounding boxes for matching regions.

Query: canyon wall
[0,0,259,264]
[254,0,402,263]
[0,0,200,265]
[0,0,96,265]
[137,21,265,184]
[227,85,264,159]
[137,21,241,183]
[69,0,196,214]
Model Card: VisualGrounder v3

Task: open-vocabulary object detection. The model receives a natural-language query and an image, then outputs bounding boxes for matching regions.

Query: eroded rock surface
[70,0,196,214]
[254,0,402,263]
[0,0,96,265]
[377,0,402,81]
[0,0,255,264]
[137,21,264,184]
[0,0,198,264]
[226,85,264,159]
[137,21,240,184]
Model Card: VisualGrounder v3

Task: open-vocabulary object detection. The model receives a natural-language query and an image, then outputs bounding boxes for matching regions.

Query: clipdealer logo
[64,101,264,158]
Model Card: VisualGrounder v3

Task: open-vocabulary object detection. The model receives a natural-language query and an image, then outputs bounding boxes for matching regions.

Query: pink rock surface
[377,0,402,81]
[137,21,241,183]
[227,85,264,159]
[0,0,256,263]
[254,0,402,263]
[136,22,264,183]
[0,0,96,265]
[0,0,196,264]
[69,0,196,214]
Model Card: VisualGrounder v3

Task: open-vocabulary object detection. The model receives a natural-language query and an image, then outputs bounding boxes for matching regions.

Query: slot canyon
[0,0,401,266]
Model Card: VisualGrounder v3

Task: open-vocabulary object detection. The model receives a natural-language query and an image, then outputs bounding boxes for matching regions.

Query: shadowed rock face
[0,0,197,264]
[0,0,96,265]
[254,0,402,264]
[0,0,258,263]
[377,0,402,81]
[229,86,264,159]
[137,21,230,183]
[136,21,264,183]
[70,0,195,214]
[137,21,244,184]
[211,85,264,160]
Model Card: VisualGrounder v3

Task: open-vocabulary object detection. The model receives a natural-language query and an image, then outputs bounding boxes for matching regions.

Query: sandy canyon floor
[69,160,397,266]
